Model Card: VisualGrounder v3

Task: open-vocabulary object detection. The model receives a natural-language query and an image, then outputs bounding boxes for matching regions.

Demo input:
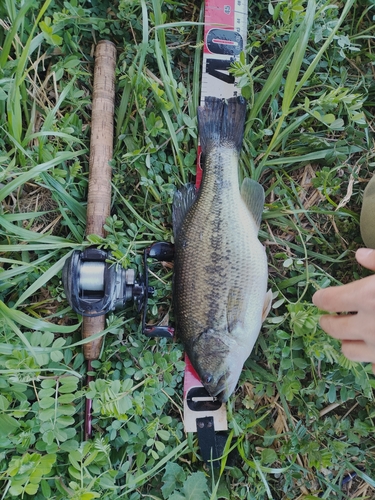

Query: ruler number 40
[205,28,244,84]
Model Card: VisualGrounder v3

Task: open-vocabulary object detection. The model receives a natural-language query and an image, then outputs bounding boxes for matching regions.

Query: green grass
[0,0,375,499]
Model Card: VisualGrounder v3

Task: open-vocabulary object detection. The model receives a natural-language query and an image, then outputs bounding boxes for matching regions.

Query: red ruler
[183,0,248,433]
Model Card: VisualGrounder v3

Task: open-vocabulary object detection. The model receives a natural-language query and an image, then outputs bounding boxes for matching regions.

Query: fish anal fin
[172,183,198,239]
[262,289,272,323]
[241,178,265,228]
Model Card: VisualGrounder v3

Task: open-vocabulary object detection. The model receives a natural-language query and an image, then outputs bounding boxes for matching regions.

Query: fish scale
[173,97,270,402]
[176,162,266,335]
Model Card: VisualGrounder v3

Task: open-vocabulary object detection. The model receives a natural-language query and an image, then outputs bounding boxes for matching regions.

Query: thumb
[356,248,375,271]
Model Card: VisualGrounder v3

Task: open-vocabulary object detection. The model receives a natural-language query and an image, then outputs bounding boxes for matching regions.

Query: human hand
[312,248,375,375]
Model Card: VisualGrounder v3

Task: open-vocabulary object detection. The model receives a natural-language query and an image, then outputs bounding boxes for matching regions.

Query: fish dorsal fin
[172,183,198,239]
[262,289,273,322]
[241,178,265,228]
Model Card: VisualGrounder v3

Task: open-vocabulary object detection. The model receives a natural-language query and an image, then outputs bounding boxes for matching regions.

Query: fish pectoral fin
[240,178,265,228]
[225,290,244,332]
[262,289,273,322]
[172,183,198,239]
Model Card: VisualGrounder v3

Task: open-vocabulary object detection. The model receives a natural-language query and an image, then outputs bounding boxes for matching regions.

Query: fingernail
[312,290,322,305]
[356,248,374,258]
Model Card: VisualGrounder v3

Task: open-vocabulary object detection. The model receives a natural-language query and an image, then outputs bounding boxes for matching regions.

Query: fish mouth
[213,389,226,403]
[204,374,228,402]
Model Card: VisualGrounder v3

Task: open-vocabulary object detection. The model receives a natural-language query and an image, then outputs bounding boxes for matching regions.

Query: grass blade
[119,440,189,496]
[41,172,87,225]
[0,299,80,334]
[293,0,356,97]
[0,0,35,69]
[248,30,300,123]
[282,0,316,114]
[0,215,71,243]
[0,149,86,203]
[14,252,71,308]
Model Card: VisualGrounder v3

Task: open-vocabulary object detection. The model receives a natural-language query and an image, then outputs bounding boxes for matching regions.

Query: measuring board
[183,0,249,434]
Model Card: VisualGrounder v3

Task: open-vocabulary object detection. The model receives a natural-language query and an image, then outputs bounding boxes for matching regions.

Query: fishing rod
[62,40,173,440]
[75,39,116,440]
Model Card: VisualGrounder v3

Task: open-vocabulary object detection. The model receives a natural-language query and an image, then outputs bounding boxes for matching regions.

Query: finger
[319,312,375,343]
[312,274,375,313]
[313,282,361,313]
[341,340,375,363]
[356,248,375,271]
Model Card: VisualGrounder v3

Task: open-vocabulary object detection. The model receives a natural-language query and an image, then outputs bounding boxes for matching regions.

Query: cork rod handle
[83,40,117,360]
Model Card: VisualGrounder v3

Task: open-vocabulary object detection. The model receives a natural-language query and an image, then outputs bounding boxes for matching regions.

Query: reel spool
[62,242,174,338]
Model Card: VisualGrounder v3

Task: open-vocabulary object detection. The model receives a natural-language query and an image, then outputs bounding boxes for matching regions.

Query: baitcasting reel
[62,242,174,338]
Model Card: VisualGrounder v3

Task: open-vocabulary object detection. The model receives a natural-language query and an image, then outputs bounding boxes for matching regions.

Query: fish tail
[198,96,247,154]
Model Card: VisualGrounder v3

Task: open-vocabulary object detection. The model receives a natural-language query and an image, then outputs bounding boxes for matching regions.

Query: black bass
[172,96,271,402]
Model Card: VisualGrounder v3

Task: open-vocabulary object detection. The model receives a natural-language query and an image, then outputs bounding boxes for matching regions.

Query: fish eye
[202,373,213,384]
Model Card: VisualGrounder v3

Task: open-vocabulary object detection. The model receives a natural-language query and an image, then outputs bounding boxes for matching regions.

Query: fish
[172,96,272,403]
